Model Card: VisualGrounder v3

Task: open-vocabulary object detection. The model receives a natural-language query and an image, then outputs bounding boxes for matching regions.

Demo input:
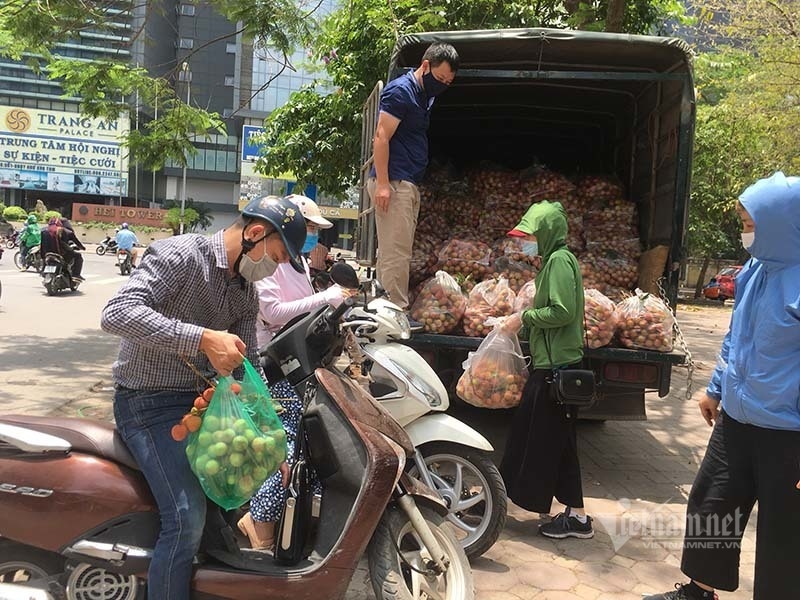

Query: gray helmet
[241,195,306,273]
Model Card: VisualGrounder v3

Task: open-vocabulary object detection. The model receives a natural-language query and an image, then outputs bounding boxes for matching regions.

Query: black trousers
[500,368,584,514]
[681,410,800,597]
[63,248,83,277]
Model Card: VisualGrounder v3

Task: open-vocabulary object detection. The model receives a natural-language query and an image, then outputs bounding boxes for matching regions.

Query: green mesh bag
[186,365,287,510]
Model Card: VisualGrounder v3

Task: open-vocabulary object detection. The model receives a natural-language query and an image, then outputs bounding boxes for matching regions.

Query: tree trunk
[605,0,626,33]
[694,256,711,299]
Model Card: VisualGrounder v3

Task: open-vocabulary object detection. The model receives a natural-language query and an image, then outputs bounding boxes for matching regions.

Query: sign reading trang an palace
[0,105,130,196]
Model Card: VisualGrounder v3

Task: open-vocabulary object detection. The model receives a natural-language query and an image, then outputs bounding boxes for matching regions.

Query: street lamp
[180,61,190,234]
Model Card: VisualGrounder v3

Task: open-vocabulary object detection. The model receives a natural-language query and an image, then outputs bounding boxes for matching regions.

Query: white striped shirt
[101,231,259,391]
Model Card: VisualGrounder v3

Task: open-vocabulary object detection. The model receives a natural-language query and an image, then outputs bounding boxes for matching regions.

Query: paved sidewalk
[347,303,755,599]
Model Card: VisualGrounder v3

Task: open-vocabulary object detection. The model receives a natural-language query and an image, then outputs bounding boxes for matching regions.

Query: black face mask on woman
[422,68,449,98]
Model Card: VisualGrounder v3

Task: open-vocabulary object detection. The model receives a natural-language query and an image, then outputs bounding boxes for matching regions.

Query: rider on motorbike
[115,222,139,267]
[100,196,307,600]
[18,214,41,260]
[40,217,87,281]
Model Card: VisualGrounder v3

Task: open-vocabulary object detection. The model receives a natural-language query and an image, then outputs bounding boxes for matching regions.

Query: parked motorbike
[331,263,507,559]
[41,253,80,295]
[116,249,133,276]
[0,297,473,600]
[13,244,44,273]
[95,235,118,256]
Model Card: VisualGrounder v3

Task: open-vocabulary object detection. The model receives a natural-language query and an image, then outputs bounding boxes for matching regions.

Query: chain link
[656,278,696,402]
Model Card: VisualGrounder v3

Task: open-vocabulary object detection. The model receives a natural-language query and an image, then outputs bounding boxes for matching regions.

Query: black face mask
[422,69,449,98]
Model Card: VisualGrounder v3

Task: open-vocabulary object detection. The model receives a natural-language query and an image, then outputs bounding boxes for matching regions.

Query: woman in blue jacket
[647,172,800,600]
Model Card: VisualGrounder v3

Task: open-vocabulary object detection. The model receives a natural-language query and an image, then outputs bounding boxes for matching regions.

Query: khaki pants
[367,177,420,310]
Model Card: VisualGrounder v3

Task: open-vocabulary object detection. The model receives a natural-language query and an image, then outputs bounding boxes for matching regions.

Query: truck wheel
[0,538,64,584]
[368,506,474,600]
[408,442,507,559]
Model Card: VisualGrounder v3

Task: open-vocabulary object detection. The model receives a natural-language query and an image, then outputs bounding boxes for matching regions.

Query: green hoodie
[515,201,584,368]
[20,216,41,247]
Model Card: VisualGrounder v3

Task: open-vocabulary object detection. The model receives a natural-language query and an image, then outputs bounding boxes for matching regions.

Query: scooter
[332,263,507,559]
[117,249,133,276]
[0,298,474,600]
[14,244,44,273]
[41,252,80,295]
[3,229,20,249]
[95,235,118,256]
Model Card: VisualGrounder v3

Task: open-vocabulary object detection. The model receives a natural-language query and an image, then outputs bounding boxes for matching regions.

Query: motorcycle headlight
[388,308,411,339]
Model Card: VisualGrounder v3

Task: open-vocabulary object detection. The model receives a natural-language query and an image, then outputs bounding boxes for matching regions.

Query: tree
[256,0,687,197]
[0,0,314,170]
[164,199,215,232]
[164,207,200,235]
[687,1,800,293]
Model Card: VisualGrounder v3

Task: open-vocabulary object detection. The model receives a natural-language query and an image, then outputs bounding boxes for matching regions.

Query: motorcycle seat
[0,415,140,471]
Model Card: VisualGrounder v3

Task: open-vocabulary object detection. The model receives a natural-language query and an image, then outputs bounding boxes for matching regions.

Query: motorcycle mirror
[330,262,359,290]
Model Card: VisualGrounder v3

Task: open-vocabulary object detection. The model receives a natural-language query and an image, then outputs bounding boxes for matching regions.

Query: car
[703,265,743,301]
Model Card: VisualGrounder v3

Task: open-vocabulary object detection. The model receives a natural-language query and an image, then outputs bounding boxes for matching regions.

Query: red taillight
[603,362,659,386]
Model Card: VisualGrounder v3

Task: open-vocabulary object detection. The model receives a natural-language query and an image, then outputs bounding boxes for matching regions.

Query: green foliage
[0,202,6,215]
[3,206,27,221]
[43,210,62,223]
[0,1,309,170]
[163,199,215,231]
[688,3,800,261]
[164,207,200,235]
[259,0,686,197]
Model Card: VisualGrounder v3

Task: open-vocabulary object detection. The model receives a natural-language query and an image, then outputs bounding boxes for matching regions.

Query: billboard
[0,105,130,196]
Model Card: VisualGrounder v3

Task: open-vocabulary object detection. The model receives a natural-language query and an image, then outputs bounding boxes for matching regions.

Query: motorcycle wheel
[13,251,26,271]
[368,506,474,600]
[96,245,106,256]
[5,239,14,249]
[34,255,44,273]
[43,275,57,296]
[0,538,64,585]
[408,442,507,560]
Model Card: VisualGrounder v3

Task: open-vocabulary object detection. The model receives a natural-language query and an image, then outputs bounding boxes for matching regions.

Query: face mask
[302,231,319,253]
[741,231,755,250]
[422,69,449,98]
[238,237,278,282]
[521,241,539,257]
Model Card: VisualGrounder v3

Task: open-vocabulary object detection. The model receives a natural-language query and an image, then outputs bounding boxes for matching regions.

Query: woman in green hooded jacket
[500,200,593,540]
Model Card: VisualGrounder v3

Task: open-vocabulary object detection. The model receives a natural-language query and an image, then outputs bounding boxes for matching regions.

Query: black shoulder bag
[274,420,313,565]
[543,327,596,409]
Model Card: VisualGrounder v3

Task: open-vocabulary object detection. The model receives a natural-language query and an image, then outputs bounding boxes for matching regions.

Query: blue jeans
[114,388,206,600]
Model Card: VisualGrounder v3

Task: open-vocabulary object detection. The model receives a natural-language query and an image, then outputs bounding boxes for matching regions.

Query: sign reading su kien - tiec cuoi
[0,105,130,196]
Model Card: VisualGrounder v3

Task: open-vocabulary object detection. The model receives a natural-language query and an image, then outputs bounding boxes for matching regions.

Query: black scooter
[41,252,81,295]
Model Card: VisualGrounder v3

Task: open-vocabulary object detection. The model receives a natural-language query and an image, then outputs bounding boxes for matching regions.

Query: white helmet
[285,194,333,229]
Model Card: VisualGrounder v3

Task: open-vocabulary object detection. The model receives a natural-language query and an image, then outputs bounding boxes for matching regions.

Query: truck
[356,28,694,421]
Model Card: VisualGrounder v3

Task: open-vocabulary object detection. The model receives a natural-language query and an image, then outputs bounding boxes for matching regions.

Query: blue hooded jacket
[707,172,800,431]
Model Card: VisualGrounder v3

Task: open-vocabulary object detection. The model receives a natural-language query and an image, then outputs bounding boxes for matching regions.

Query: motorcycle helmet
[285,194,333,229]
[26,214,38,225]
[241,195,306,273]
[121,222,129,229]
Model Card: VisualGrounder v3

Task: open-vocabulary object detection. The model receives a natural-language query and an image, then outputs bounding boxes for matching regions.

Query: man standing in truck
[367,42,459,312]
[646,172,800,600]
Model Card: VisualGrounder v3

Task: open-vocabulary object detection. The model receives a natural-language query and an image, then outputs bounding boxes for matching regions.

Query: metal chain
[656,278,696,402]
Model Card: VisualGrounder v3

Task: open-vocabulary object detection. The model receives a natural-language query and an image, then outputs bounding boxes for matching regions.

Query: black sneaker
[643,583,718,600]
[539,509,594,539]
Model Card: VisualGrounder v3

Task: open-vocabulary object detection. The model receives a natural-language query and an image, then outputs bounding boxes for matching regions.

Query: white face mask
[238,237,278,281]
[521,241,539,257]
[741,231,755,250]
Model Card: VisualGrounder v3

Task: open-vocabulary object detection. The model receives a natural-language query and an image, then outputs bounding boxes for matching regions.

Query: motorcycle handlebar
[328,296,356,324]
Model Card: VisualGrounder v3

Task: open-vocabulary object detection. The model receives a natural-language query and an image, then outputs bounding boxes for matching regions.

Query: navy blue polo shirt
[370,72,432,185]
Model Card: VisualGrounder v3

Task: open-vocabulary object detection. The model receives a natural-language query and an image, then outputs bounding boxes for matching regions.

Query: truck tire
[408,442,507,559]
[368,506,474,600]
